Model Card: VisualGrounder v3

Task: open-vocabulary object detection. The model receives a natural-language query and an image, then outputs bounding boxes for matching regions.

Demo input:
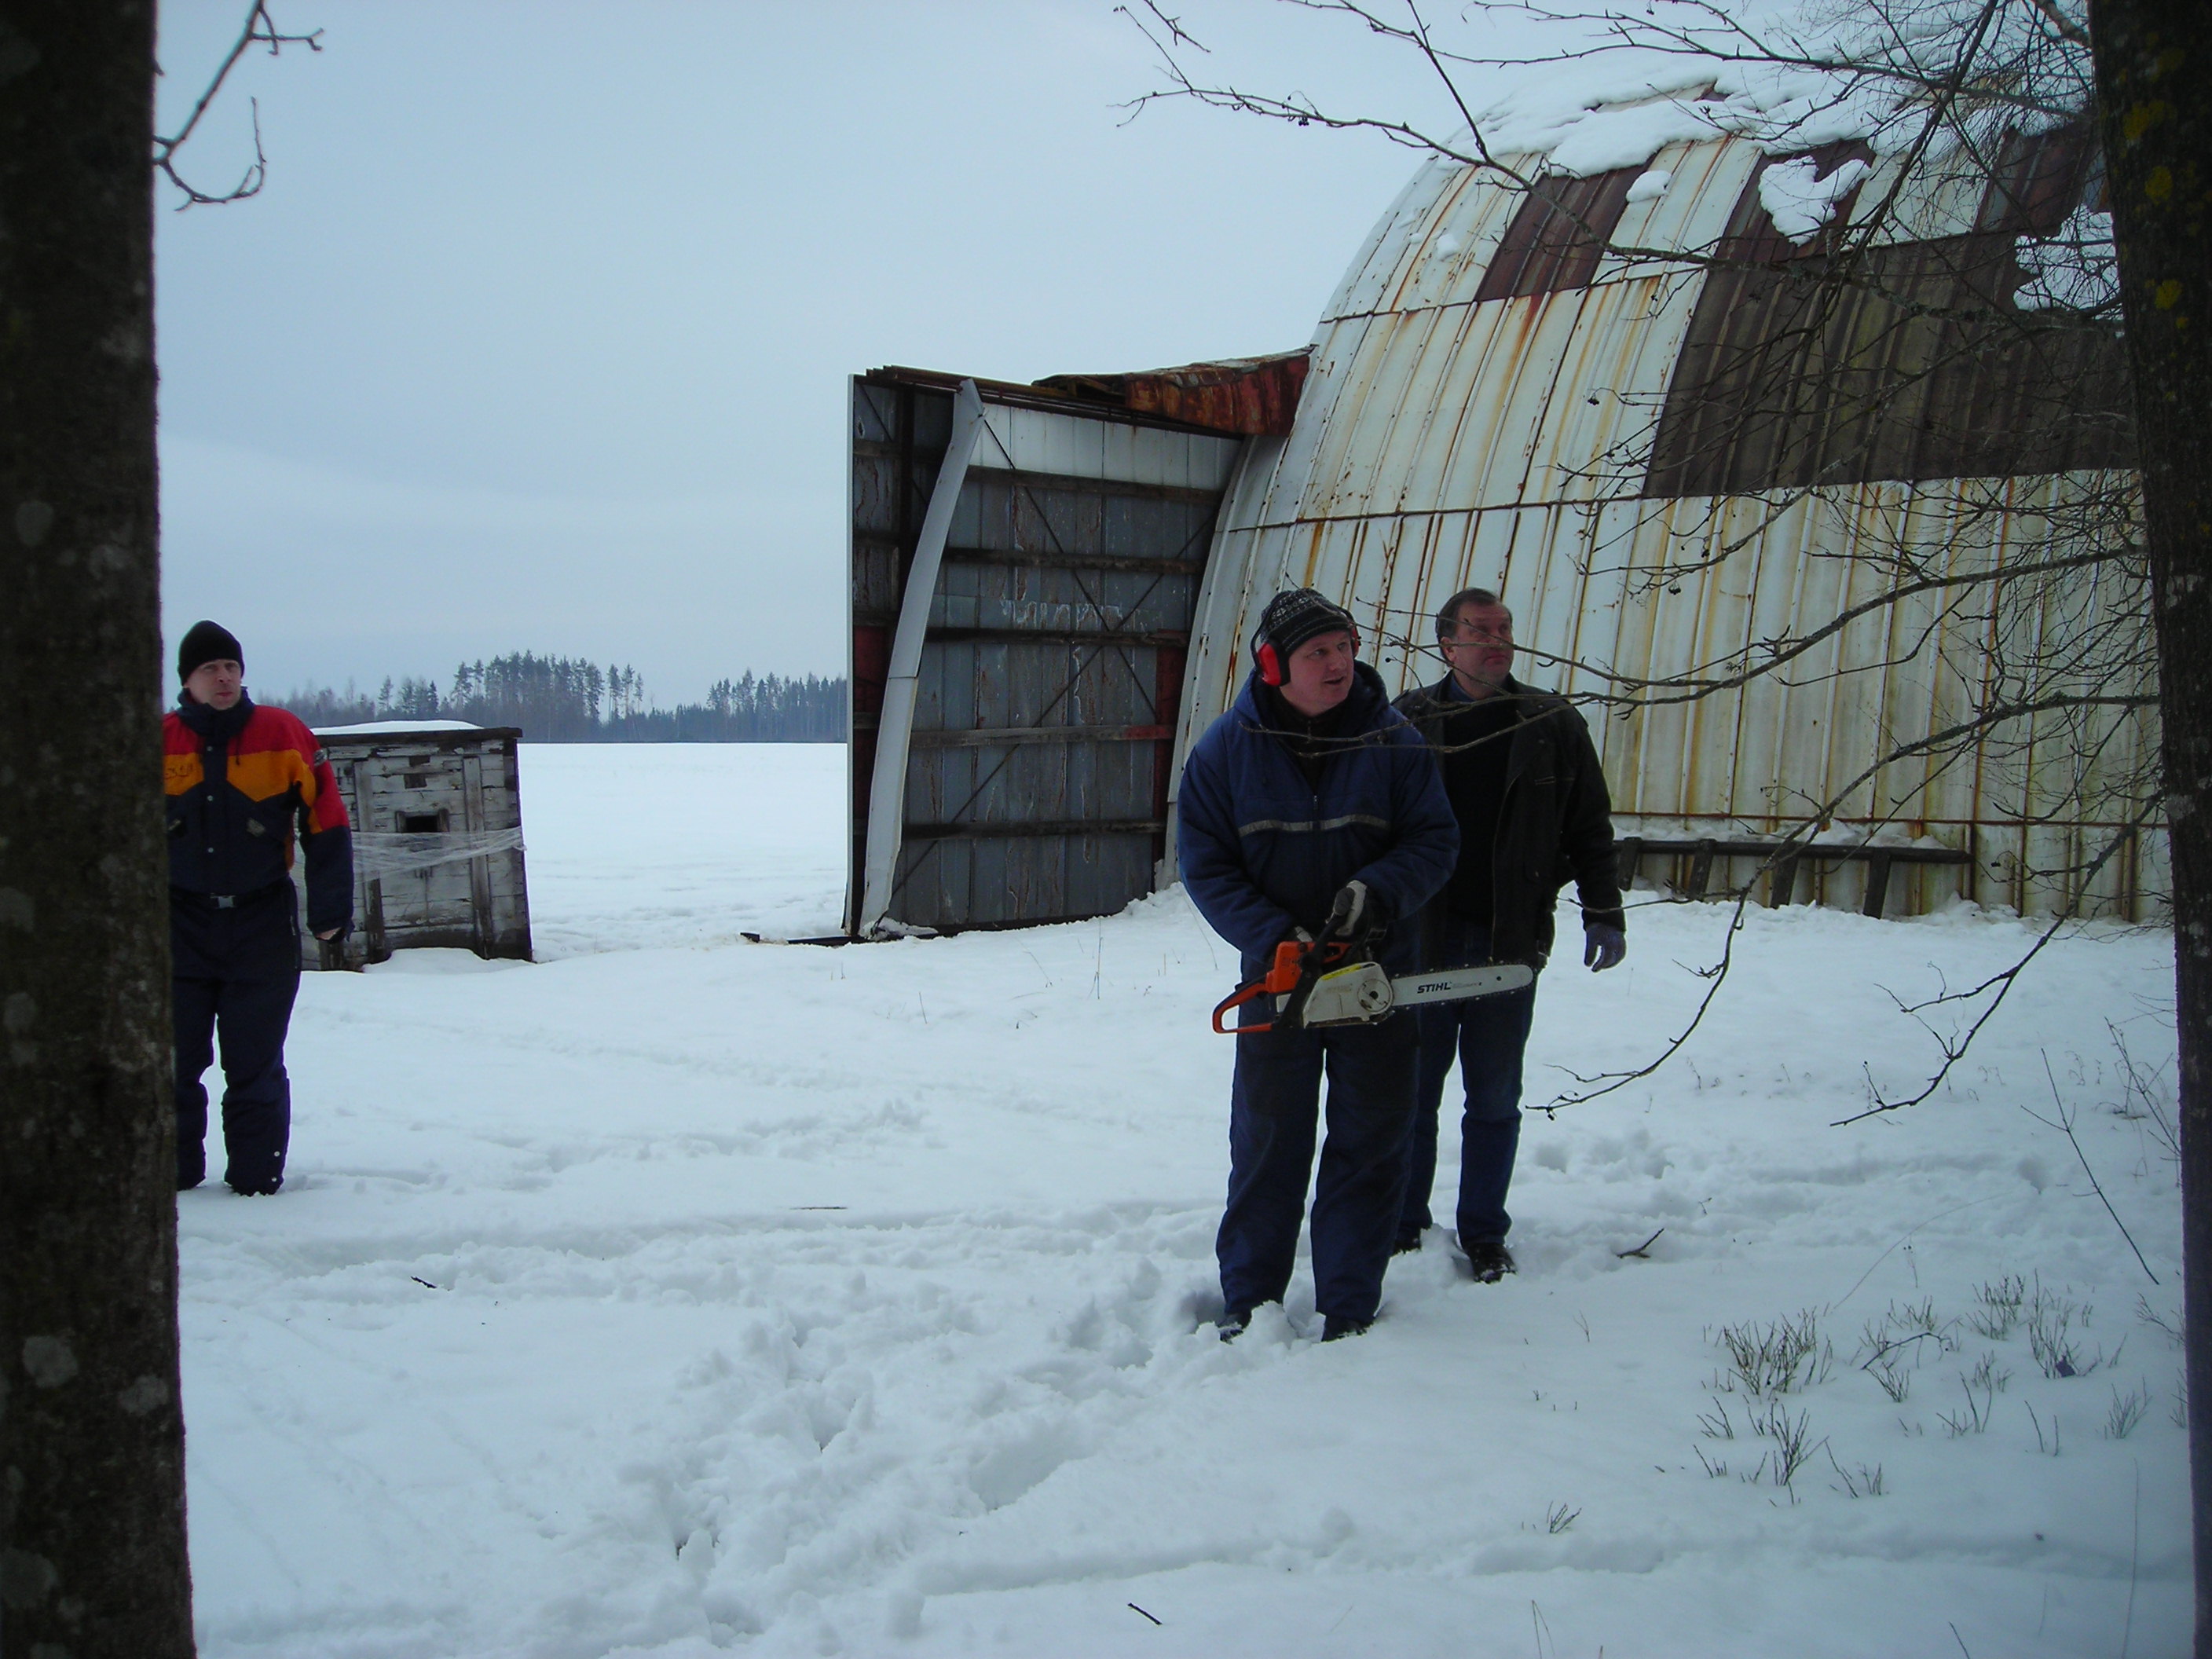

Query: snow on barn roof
[1474,63,1884,178]
[1452,1,2091,182]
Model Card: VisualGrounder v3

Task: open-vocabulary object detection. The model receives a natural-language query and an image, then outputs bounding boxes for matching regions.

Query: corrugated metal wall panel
[1602,141,1762,280]
[972,402,1242,493]
[1382,166,1520,316]
[1325,157,1460,321]
[851,370,1243,932]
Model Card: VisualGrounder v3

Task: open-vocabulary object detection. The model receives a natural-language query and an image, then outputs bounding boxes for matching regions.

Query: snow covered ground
[181,744,2188,1657]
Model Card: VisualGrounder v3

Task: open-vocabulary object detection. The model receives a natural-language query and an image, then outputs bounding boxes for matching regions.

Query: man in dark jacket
[1177,589,1459,1339]
[1391,588,1624,1279]
[165,621,353,1195]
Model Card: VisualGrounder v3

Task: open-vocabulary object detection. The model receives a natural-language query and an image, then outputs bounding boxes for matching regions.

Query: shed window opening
[402,771,428,789]
[1474,165,1644,302]
[399,811,444,834]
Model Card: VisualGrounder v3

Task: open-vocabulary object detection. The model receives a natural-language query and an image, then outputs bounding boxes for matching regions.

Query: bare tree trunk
[0,5,196,1654]
[2090,0,2212,1647]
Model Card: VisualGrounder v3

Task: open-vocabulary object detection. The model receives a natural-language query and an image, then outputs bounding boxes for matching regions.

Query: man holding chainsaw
[1391,588,1626,1280]
[1177,588,1459,1341]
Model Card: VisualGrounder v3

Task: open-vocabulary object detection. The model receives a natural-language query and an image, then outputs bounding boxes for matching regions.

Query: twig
[2122,1459,2140,1658]
[1834,806,2157,1123]
[2025,0,2090,47]
[1834,1196,2005,1307]
[2136,1296,2180,1343]
[1127,1602,1163,1626]
[2024,1052,2162,1284]
[1859,1330,1940,1368]
[1616,1228,1664,1258]
[154,2,323,207]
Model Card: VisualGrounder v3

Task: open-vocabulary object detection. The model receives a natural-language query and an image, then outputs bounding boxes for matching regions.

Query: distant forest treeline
[280,653,845,742]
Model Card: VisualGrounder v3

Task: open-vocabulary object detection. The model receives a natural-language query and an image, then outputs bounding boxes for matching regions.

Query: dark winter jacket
[1177,663,1459,977]
[1392,674,1621,969]
[164,694,354,935]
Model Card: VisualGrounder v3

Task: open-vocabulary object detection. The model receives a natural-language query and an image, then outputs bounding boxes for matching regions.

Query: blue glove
[1584,923,1626,972]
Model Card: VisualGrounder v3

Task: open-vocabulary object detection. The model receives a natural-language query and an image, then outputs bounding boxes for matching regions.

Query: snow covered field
[180,744,2188,1657]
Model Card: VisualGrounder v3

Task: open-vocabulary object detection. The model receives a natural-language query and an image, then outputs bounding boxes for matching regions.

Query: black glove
[1323,879,1390,942]
[1583,923,1626,972]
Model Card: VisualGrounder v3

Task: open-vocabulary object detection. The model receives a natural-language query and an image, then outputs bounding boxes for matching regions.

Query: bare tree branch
[2023,1049,2163,1281]
[152,1,321,208]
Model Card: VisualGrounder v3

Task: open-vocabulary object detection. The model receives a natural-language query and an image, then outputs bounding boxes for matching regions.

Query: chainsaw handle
[1210,981,1273,1035]
[1210,937,1353,1035]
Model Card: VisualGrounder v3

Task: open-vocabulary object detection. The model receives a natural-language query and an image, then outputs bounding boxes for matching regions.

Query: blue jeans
[1397,917,1537,1247]
[1219,1013,1418,1328]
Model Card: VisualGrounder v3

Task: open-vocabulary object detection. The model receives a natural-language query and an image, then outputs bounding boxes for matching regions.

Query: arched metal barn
[847,119,2149,935]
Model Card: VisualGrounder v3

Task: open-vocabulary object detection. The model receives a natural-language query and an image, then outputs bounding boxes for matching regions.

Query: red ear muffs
[1256,640,1284,686]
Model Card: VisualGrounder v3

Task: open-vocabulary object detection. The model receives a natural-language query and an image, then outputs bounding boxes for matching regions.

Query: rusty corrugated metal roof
[1036,350,1310,437]
[1170,131,2153,920]
[1646,126,2128,493]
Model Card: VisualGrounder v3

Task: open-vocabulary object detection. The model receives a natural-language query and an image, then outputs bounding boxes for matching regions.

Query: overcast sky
[152,1,1548,705]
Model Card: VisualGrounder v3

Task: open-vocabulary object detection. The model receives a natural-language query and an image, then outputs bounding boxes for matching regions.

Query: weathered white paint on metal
[970,403,1241,492]
[1170,134,2155,918]
[860,379,987,936]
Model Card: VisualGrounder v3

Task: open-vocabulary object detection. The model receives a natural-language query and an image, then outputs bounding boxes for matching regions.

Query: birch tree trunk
[2090,0,2212,1646]
[0,4,196,1654]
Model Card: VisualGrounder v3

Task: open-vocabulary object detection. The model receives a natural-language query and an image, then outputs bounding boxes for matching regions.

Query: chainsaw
[1210,936,1535,1035]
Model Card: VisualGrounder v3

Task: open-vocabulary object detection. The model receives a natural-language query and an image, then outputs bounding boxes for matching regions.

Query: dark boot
[1461,1239,1517,1283]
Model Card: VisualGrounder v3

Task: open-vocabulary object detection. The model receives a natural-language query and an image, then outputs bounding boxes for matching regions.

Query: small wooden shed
[303,723,533,969]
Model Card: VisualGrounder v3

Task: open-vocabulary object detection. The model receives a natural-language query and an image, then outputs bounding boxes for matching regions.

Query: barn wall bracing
[847,367,1245,935]
[1171,127,2153,921]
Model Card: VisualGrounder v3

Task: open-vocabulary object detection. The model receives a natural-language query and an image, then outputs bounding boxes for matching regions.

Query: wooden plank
[1768,851,1802,907]
[1622,837,1971,865]
[937,547,1203,576]
[498,738,533,960]
[461,752,493,956]
[921,626,1191,648]
[1615,835,1643,889]
[908,725,1173,748]
[902,819,1163,840]
[1687,838,1717,898]
[1862,851,1894,917]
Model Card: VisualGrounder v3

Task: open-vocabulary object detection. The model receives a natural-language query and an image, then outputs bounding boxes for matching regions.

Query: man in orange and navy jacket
[165,621,352,1194]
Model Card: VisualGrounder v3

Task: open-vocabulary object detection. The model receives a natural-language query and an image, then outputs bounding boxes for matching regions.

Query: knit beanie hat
[1254,588,1357,660]
[177,620,244,681]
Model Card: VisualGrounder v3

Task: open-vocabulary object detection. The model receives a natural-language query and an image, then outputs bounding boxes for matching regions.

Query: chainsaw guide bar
[1210,939,1534,1035]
